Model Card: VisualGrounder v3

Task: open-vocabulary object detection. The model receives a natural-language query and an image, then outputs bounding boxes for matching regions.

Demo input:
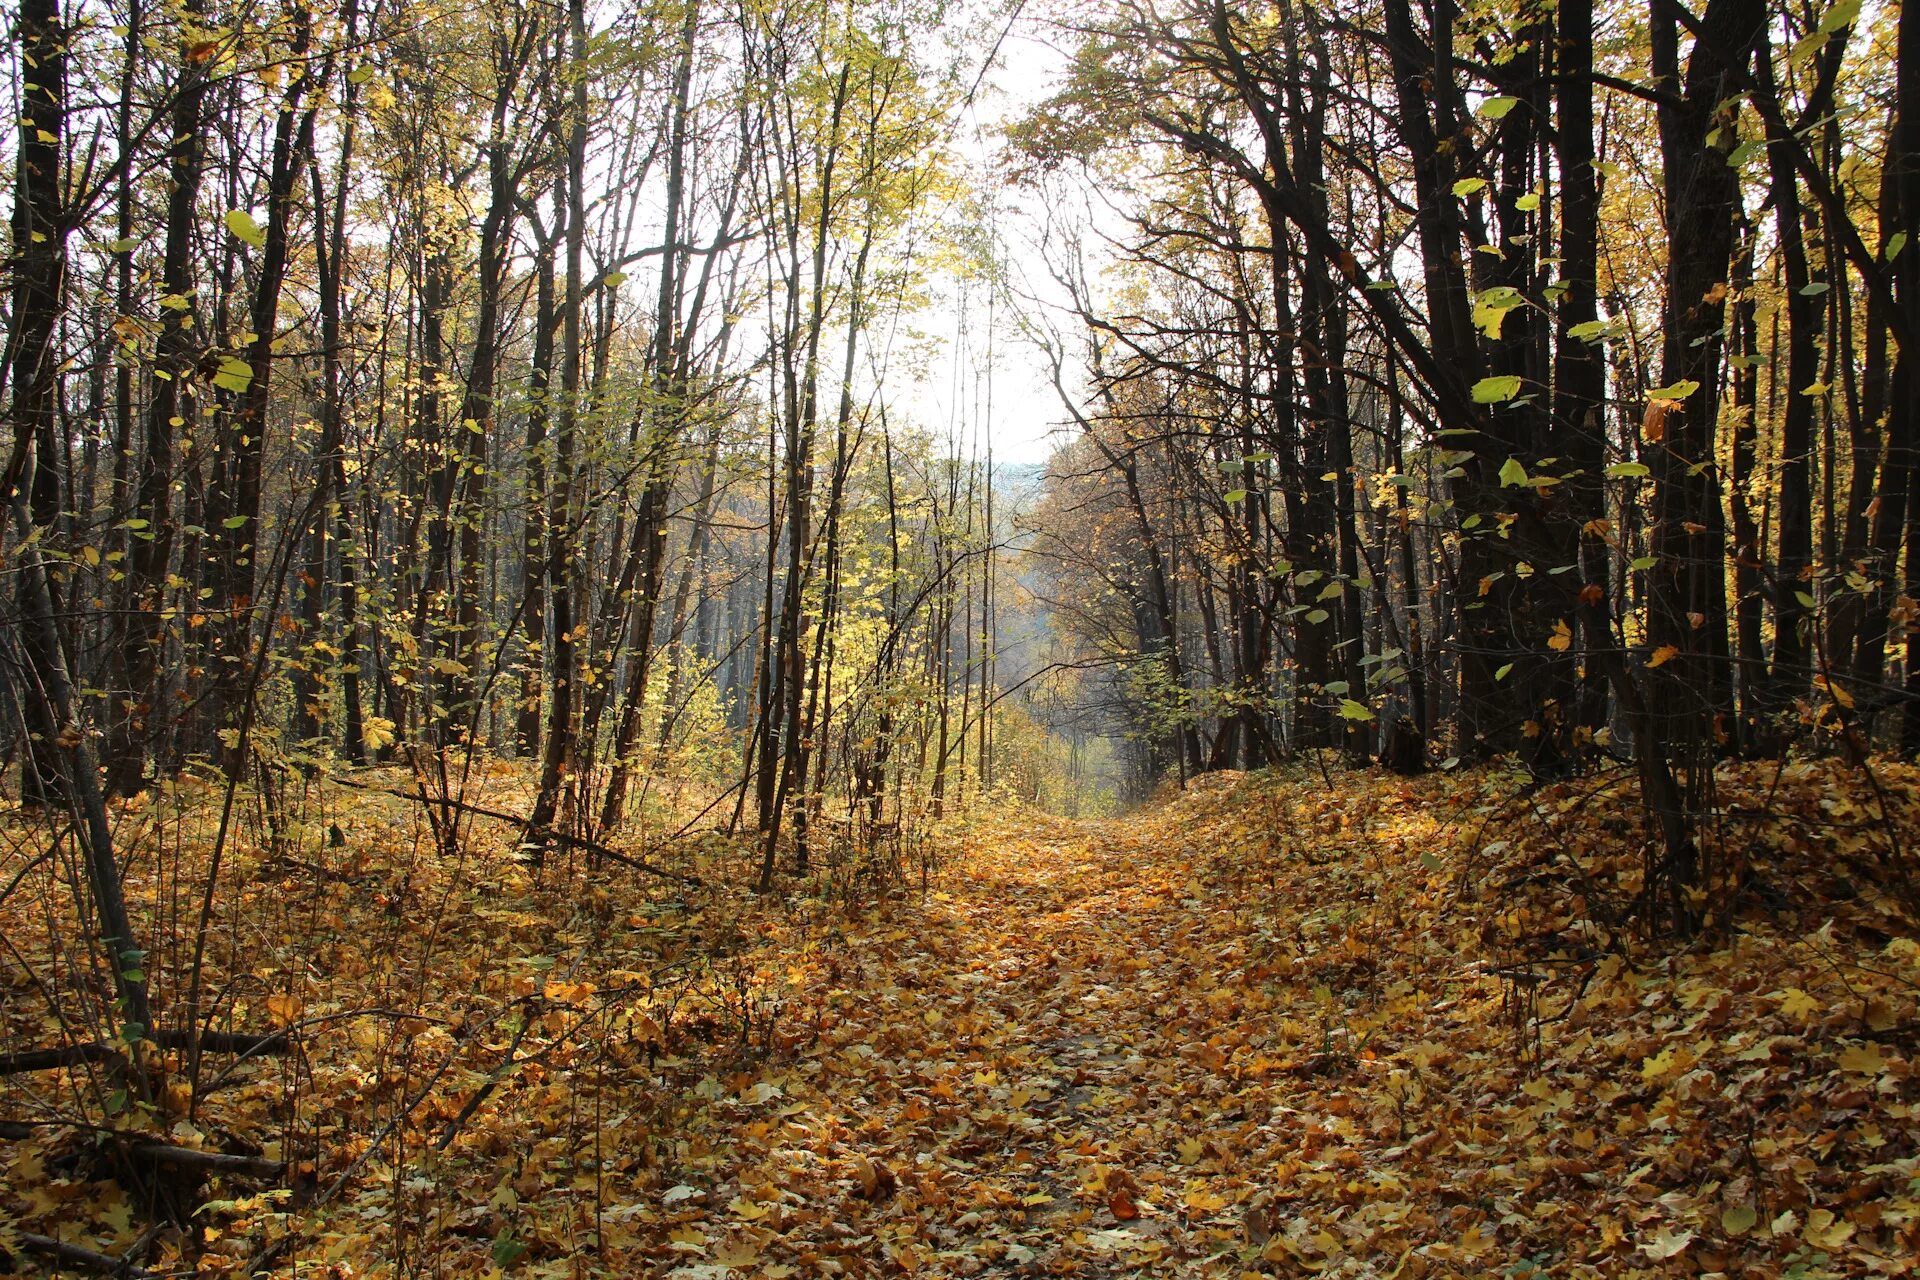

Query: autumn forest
[3,0,1919,1274]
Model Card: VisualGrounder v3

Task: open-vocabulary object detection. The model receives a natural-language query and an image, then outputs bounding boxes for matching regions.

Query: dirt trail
[670,803,1275,1277]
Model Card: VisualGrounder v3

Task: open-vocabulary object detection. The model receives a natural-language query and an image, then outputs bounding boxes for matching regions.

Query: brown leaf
[1643,401,1670,443]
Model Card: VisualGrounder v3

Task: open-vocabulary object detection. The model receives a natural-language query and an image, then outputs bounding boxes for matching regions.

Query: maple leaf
[1643,1228,1694,1259]
[1835,1042,1887,1076]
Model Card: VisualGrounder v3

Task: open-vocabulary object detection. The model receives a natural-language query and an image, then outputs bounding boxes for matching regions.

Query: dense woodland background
[3,0,1920,1273]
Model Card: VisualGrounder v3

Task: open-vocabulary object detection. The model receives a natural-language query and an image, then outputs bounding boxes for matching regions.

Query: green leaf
[1472,286,1526,338]
[1337,698,1375,722]
[1498,456,1528,487]
[1306,608,1330,625]
[1605,461,1651,478]
[1316,581,1344,601]
[221,515,248,529]
[1818,0,1861,34]
[1726,139,1764,168]
[1223,488,1247,503]
[603,270,628,287]
[492,1230,529,1270]
[109,236,139,253]
[1567,319,1611,341]
[1472,374,1523,404]
[348,64,376,84]
[212,357,253,393]
[1452,176,1488,198]
[1630,556,1656,571]
[1646,379,1700,402]
[1494,663,1514,681]
[224,209,266,248]
[1795,590,1818,609]
[1478,96,1520,120]
[1887,231,1908,262]
[1791,30,1831,64]
[1514,192,1540,212]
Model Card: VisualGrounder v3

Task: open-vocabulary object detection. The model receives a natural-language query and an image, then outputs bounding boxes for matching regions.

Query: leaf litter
[3,761,1917,1277]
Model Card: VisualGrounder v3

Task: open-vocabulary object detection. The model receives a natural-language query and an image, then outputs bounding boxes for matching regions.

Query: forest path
[682,790,1288,1277]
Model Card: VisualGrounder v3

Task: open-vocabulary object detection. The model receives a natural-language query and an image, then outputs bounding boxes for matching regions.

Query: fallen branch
[128,1140,283,1179]
[0,1123,284,1178]
[0,1042,118,1073]
[0,1027,290,1075]
[323,772,702,884]
[6,1231,153,1277]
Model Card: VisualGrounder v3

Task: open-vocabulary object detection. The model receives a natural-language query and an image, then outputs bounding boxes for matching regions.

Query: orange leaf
[265,994,304,1027]
[1642,401,1669,443]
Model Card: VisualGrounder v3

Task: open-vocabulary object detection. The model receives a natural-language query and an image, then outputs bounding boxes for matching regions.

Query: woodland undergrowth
[3,760,1918,1278]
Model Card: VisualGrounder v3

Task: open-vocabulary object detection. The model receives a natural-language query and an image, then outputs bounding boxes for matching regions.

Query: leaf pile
[4,761,1919,1277]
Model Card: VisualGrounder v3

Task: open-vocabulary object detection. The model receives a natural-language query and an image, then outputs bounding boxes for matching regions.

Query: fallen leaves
[6,759,1918,1277]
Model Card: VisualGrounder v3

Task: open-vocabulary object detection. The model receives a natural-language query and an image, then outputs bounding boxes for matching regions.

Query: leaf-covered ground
[5,763,1919,1277]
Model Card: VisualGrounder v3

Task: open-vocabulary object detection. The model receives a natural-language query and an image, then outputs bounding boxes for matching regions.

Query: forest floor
[5,763,1920,1278]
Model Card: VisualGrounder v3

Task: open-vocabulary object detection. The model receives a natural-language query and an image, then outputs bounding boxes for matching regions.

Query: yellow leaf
[1771,988,1821,1020]
[265,993,304,1027]
[542,980,596,1006]
[1648,644,1679,669]
[1547,619,1573,652]
[1184,1187,1229,1213]
[224,209,266,248]
[1836,1042,1887,1075]
[1455,1224,1493,1258]
[1642,1228,1694,1259]
[1804,1208,1855,1249]
[1722,1204,1757,1237]
[713,1239,760,1267]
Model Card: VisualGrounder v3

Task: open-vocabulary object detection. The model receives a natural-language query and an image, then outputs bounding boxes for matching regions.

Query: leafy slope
[622,767,1920,1278]
[5,765,1919,1277]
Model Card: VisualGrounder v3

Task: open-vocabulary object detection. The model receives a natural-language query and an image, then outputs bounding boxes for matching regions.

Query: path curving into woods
[656,783,1355,1277]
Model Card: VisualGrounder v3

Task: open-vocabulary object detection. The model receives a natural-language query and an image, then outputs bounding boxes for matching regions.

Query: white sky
[901,15,1083,469]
